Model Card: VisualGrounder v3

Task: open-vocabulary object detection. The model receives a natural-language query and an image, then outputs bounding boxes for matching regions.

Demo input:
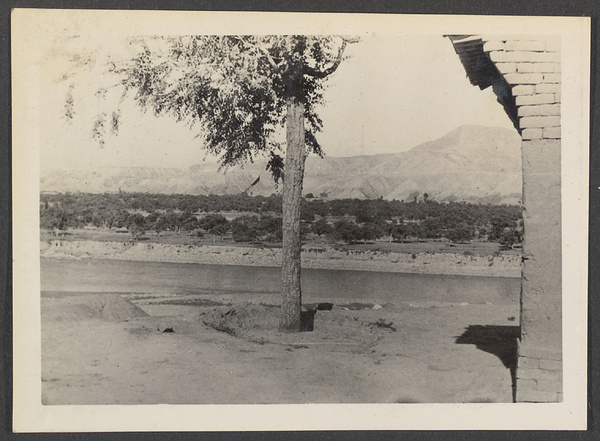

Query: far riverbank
[40,239,521,278]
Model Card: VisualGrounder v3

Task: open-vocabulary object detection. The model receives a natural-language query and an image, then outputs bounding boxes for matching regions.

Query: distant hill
[41,125,522,204]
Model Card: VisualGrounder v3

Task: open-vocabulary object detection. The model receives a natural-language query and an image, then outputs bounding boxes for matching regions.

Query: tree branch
[234,36,285,72]
[303,37,357,79]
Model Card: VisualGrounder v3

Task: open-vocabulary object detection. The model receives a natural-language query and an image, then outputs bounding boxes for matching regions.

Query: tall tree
[64,35,356,332]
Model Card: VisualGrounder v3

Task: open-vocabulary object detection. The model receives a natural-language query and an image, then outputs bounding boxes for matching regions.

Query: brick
[520,116,560,128]
[515,94,556,106]
[490,51,559,63]
[543,127,561,139]
[517,367,561,382]
[521,128,543,140]
[555,91,561,102]
[516,378,538,391]
[533,51,561,62]
[517,390,559,403]
[504,72,545,85]
[490,51,535,63]
[481,34,524,42]
[535,83,561,94]
[537,380,562,393]
[542,73,562,83]
[505,40,546,52]
[517,63,556,73]
[539,359,562,371]
[518,345,562,361]
[530,51,560,62]
[496,63,517,74]
[557,393,563,402]
[518,356,539,369]
[483,41,505,52]
[512,85,535,95]
[518,104,561,117]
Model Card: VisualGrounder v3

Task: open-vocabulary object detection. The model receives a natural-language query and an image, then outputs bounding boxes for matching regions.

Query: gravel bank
[41,240,521,278]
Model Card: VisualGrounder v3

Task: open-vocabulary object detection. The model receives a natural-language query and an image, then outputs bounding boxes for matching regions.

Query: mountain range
[41,125,523,204]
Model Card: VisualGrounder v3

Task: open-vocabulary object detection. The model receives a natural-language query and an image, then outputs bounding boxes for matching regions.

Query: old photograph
[12,10,590,431]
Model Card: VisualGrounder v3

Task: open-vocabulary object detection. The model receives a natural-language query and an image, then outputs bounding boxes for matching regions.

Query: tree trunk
[279,91,306,332]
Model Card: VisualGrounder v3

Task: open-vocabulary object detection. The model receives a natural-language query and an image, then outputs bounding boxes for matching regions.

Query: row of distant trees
[40,192,521,225]
[314,217,521,247]
[40,192,523,247]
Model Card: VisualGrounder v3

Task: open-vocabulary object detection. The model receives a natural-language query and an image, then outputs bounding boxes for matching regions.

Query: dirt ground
[41,292,519,405]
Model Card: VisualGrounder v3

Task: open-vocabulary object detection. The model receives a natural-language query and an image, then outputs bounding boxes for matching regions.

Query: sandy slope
[41,292,519,405]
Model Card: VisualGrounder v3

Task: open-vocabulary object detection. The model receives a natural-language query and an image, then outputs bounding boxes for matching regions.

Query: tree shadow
[455,325,520,402]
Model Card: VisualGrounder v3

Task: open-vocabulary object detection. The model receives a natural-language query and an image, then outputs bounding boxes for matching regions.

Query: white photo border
[11,9,590,432]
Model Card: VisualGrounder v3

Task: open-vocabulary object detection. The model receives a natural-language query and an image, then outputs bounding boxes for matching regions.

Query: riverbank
[40,239,521,278]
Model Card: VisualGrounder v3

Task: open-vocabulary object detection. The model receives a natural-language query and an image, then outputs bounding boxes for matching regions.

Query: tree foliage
[126,213,146,240]
[75,36,353,181]
[445,222,474,243]
[311,218,332,237]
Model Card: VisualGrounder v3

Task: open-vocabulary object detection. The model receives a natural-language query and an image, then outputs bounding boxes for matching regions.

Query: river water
[41,259,520,305]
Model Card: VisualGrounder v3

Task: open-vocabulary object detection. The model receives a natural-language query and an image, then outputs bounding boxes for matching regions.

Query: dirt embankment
[40,240,520,278]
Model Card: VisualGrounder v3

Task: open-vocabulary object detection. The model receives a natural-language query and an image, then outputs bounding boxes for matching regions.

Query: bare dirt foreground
[42,291,519,404]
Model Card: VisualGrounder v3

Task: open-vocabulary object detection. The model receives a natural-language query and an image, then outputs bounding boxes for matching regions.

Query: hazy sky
[40,34,516,173]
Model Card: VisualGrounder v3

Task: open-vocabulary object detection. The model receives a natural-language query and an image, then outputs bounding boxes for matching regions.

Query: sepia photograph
[11,9,590,432]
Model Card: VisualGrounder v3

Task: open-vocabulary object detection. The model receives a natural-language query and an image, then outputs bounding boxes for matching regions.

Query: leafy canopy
[82,35,354,181]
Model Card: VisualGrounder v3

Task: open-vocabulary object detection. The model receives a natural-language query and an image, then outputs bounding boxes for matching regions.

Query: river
[41,258,520,305]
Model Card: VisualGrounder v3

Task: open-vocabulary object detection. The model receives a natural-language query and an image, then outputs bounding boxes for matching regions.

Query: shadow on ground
[455,325,520,402]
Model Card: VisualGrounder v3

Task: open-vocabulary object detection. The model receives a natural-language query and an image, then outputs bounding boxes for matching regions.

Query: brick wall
[483,37,563,403]
[516,342,563,402]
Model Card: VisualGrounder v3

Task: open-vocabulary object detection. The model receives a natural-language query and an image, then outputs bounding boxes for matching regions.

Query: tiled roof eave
[447,34,497,89]
[446,34,520,132]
